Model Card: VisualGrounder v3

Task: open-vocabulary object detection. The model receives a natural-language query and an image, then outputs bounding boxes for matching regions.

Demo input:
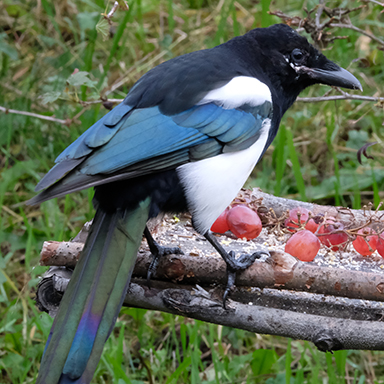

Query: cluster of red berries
[211,205,384,263]
[284,207,384,261]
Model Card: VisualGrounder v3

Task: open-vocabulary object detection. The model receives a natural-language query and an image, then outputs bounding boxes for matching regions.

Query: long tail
[36,197,151,384]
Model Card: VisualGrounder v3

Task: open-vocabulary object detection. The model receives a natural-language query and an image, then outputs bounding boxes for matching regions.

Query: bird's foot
[146,242,183,285]
[222,250,269,308]
[144,224,183,286]
[203,230,269,307]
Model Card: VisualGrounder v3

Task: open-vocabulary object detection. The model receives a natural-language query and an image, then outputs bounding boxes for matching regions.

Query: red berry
[211,209,230,234]
[305,218,319,233]
[352,228,377,256]
[376,235,384,258]
[285,230,320,262]
[317,218,348,251]
[227,205,262,240]
[284,207,318,233]
[285,207,309,232]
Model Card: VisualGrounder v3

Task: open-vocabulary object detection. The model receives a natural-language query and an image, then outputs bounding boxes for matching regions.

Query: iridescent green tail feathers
[36,198,151,384]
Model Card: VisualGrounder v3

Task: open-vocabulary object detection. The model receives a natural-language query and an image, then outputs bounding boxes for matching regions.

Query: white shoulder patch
[197,76,272,109]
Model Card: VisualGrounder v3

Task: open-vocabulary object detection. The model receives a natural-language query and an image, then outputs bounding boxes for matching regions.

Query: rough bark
[36,268,384,351]
[40,243,384,303]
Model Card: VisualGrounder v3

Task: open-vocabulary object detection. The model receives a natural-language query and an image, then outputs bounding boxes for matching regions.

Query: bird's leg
[204,231,269,308]
[144,226,183,285]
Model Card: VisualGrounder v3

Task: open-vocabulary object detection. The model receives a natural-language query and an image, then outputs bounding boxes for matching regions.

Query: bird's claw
[222,249,269,309]
[146,244,184,287]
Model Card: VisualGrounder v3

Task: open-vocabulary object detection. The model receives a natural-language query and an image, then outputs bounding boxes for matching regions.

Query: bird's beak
[301,66,363,91]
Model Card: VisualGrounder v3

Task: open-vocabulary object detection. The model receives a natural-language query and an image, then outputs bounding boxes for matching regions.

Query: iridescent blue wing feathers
[29,99,272,205]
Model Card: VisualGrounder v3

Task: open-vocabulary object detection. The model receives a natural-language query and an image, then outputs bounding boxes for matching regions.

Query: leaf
[37,34,57,48]
[6,5,27,17]
[306,168,384,200]
[251,349,277,376]
[66,71,97,88]
[40,91,61,104]
[0,319,17,333]
[77,11,99,31]
[0,33,18,60]
[0,269,7,286]
[96,18,110,41]
[346,129,369,150]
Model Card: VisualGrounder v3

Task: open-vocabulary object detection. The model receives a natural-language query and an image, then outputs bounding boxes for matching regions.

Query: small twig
[107,2,120,19]
[2,90,382,127]
[297,94,384,103]
[329,23,384,47]
[75,94,384,106]
[315,2,324,26]
[361,0,384,9]
[79,98,123,106]
[0,105,69,125]
[101,1,129,23]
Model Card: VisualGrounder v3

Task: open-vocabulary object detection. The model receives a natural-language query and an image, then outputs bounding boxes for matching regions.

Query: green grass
[1,0,384,382]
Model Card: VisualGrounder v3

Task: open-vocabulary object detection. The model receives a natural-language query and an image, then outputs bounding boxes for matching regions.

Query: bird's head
[241,24,362,109]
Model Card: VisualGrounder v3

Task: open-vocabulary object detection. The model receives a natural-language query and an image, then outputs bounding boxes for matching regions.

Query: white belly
[177,119,271,234]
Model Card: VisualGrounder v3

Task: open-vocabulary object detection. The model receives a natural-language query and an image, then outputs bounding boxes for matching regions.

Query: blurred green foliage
[1,0,384,382]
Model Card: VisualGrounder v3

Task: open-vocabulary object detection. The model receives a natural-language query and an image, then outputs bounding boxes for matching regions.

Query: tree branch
[329,22,384,47]
[0,105,69,125]
[362,0,384,7]
[39,242,384,303]
[36,268,384,351]
[126,281,384,351]
[3,91,382,128]
[84,95,384,105]
[93,95,384,105]
[78,98,123,106]
[297,94,384,103]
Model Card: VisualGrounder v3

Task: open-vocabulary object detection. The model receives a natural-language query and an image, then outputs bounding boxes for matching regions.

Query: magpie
[28,23,361,384]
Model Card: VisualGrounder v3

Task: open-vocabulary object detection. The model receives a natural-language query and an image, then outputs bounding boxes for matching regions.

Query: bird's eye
[291,49,305,65]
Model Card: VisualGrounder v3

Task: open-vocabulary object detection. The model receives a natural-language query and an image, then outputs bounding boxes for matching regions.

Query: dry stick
[296,94,384,103]
[67,94,384,106]
[315,0,326,31]
[85,95,384,105]
[0,105,68,125]
[37,267,384,324]
[2,93,382,126]
[40,242,384,303]
[2,91,383,126]
[329,22,384,47]
[362,0,384,7]
[124,282,384,351]
[36,267,384,351]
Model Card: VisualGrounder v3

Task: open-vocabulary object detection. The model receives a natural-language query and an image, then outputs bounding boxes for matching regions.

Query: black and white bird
[29,24,362,384]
